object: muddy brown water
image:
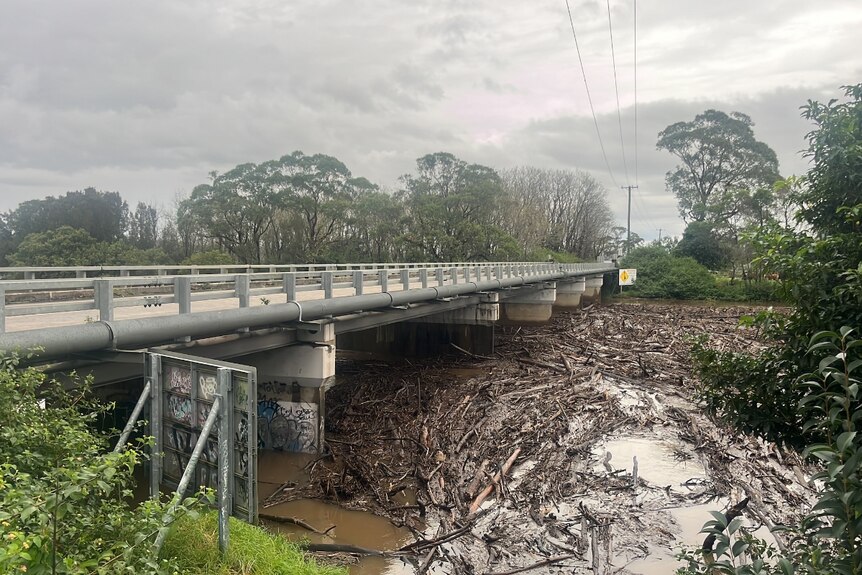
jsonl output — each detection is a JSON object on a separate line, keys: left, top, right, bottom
{"left": 258, "top": 450, "right": 417, "bottom": 575}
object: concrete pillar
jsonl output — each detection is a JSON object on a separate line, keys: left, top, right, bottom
{"left": 242, "top": 322, "right": 335, "bottom": 454}
{"left": 556, "top": 277, "right": 587, "bottom": 308}
{"left": 582, "top": 275, "right": 604, "bottom": 304}
{"left": 501, "top": 282, "right": 556, "bottom": 323}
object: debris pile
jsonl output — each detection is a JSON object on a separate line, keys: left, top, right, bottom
{"left": 264, "top": 302, "right": 814, "bottom": 574}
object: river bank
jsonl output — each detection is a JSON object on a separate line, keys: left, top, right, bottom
{"left": 261, "top": 301, "right": 815, "bottom": 574}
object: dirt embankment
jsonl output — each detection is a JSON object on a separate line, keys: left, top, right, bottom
{"left": 266, "top": 302, "right": 814, "bottom": 574}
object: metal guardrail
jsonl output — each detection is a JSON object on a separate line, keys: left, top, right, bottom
{"left": 0, "top": 262, "right": 611, "bottom": 334}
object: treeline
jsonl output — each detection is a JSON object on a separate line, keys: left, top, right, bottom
{"left": 0, "top": 152, "right": 617, "bottom": 267}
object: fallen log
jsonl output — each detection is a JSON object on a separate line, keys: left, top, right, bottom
{"left": 468, "top": 447, "right": 522, "bottom": 514}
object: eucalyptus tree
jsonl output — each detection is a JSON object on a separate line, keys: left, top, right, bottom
{"left": 399, "top": 153, "right": 518, "bottom": 261}
{"left": 181, "top": 163, "right": 281, "bottom": 264}
{"left": 657, "top": 110, "right": 780, "bottom": 224}
{"left": 262, "top": 152, "right": 378, "bottom": 262}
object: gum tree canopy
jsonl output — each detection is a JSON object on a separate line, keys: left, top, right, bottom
{"left": 657, "top": 110, "right": 780, "bottom": 223}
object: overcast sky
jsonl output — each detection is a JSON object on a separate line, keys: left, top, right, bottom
{"left": 1, "top": 1, "right": 859, "bottom": 241}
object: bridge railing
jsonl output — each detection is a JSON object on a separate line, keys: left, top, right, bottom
{"left": 0, "top": 262, "right": 612, "bottom": 333}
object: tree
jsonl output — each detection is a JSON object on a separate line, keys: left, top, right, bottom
{"left": 128, "top": 202, "right": 159, "bottom": 249}
{"left": 501, "top": 167, "right": 613, "bottom": 260}
{"left": 265, "top": 152, "right": 373, "bottom": 262}
{"left": 399, "top": 153, "right": 518, "bottom": 261}
{"left": 8, "top": 226, "right": 98, "bottom": 267}
{"left": 798, "top": 84, "right": 862, "bottom": 235}
{"left": 7, "top": 188, "right": 128, "bottom": 244}
{"left": 181, "top": 164, "right": 280, "bottom": 264}
{"left": 657, "top": 110, "right": 780, "bottom": 224}
{"left": 676, "top": 221, "right": 724, "bottom": 270}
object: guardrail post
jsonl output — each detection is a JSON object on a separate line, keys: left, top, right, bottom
{"left": 76, "top": 270, "right": 86, "bottom": 278}
{"left": 353, "top": 271, "right": 364, "bottom": 295}
{"left": 400, "top": 269, "right": 410, "bottom": 291}
{"left": 174, "top": 277, "right": 192, "bottom": 314}
{"left": 322, "top": 271, "right": 334, "bottom": 299}
{"left": 450, "top": 267, "right": 459, "bottom": 285}
{"left": 283, "top": 273, "right": 297, "bottom": 301}
{"left": 94, "top": 279, "right": 114, "bottom": 321}
{"left": 378, "top": 270, "right": 389, "bottom": 293}
{"left": 235, "top": 275, "right": 250, "bottom": 308}
{"left": 419, "top": 269, "right": 428, "bottom": 288}
{"left": 24, "top": 271, "right": 35, "bottom": 280}
{"left": 436, "top": 268, "right": 445, "bottom": 286}
{"left": 0, "top": 286, "right": 5, "bottom": 334}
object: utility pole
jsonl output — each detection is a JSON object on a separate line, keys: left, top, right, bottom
{"left": 657, "top": 228, "right": 663, "bottom": 242}
{"left": 621, "top": 185, "right": 638, "bottom": 254}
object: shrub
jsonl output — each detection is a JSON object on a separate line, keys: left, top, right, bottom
{"left": 621, "top": 246, "right": 718, "bottom": 299}
{"left": 0, "top": 357, "right": 195, "bottom": 574}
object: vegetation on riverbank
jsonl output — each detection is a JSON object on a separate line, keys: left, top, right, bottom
{"left": 163, "top": 513, "right": 344, "bottom": 575}
{"left": 683, "top": 84, "right": 862, "bottom": 573}
{"left": 0, "top": 359, "right": 341, "bottom": 575}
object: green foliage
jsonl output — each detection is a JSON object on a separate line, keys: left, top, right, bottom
{"left": 684, "top": 84, "right": 862, "bottom": 575}
{"left": 8, "top": 226, "right": 99, "bottom": 267}
{"left": 621, "top": 246, "right": 718, "bottom": 300}
{"left": 683, "top": 329, "right": 862, "bottom": 575}
{"left": 798, "top": 84, "right": 862, "bottom": 235}
{"left": 398, "top": 152, "right": 520, "bottom": 261}
{"left": 163, "top": 512, "right": 345, "bottom": 575}
{"left": 677, "top": 221, "right": 725, "bottom": 270}
{"left": 9, "top": 227, "right": 171, "bottom": 267}
{"left": 8, "top": 188, "right": 129, "bottom": 244}
{"left": 691, "top": 332, "right": 803, "bottom": 444}
{"left": 182, "top": 250, "right": 236, "bottom": 266}
{"left": 0, "top": 357, "right": 197, "bottom": 574}
{"left": 677, "top": 510, "right": 785, "bottom": 575}
{"left": 691, "top": 85, "right": 862, "bottom": 445}
{"left": 657, "top": 110, "right": 780, "bottom": 224}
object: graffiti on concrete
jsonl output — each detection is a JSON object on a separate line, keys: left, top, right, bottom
{"left": 167, "top": 394, "right": 193, "bottom": 425}
{"left": 167, "top": 365, "right": 192, "bottom": 394}
{"left": 257, "top": 398, "right": 318, "bottom": 453}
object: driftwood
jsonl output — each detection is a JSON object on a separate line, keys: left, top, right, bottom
{"left": 484, "top": 554, "right": 578, "bottom": 575}
{"left": 304, "top": 542, "right": 387, "bottom": 556}
{"left": 259, "top": 513, "right": 335, "bottom": 536}
{"left": 468, "top": 447, "right": 521, "bottom": 514}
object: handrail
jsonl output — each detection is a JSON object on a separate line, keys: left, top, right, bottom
{"left": 0, "top": 262, "right": 613, "bottom": 334}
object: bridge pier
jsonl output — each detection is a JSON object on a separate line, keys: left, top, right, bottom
{"left": 555, "top": 278, "right": 587, "bottom": 308}
{"left": 241, "top": 322, "right": 335, "bottom": 454}
{"left": 501, "top": 282, "right": 556, "bottom": 323}
{"left": 582, "top": 275, "right": 604, "bottom": 304}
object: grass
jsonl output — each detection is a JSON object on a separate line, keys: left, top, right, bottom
{"left": 162, "top": 512, "right": 346, "bottom": 575}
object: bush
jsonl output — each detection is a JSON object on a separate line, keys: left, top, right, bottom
{"left": 0, "top": 357, "right": 195, "bottom": 574}
{"left": 182, "top": 250, "right": 236, "bottom": 266}
{"left": 621, "top": 246, "right": 718, "bottom": 299}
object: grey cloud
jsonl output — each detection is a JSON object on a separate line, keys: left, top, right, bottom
{"left": 0, "top": 0, "right": 858, "bottom": 240}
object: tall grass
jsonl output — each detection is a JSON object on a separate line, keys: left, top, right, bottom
{"left": 162, "top": 512, "right": 346, "bottom": 575}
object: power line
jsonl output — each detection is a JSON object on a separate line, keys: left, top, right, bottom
{"left": 606, "top": 0, "right": 629, "bottom": 186}
{"left": 563, "top": 0, "right": 618, "bottom": 189}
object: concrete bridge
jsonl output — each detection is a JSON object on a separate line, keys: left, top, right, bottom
{"left": 0, "top": 261, "right": 615, "bottom": 527}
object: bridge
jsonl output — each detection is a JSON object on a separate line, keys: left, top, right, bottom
{"left": 0, "top": 261, "right": 615, "bottom": 532}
